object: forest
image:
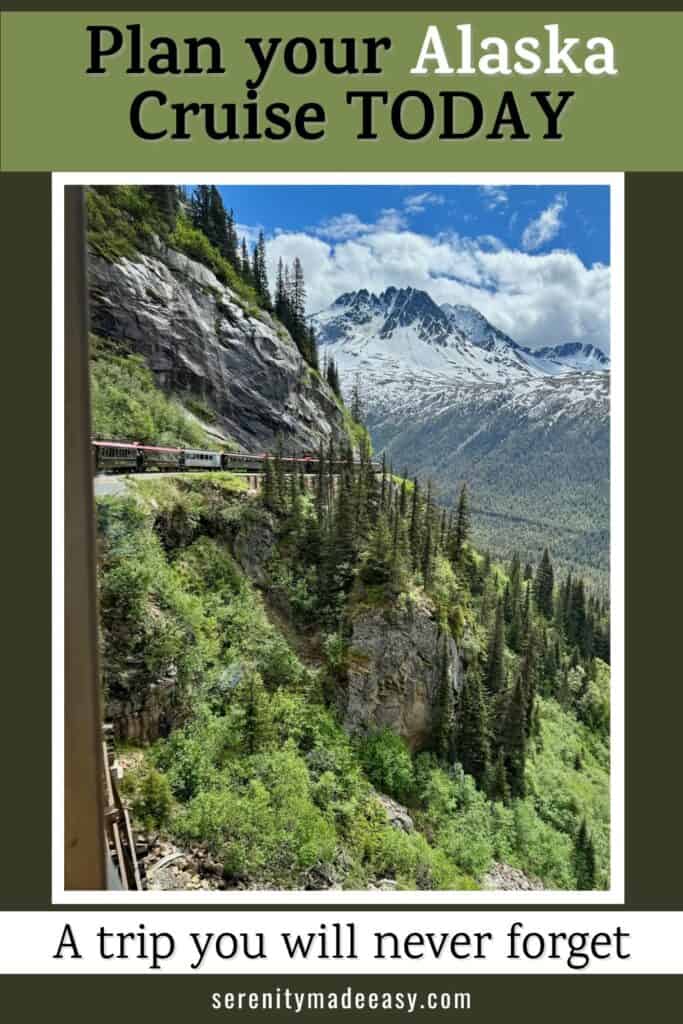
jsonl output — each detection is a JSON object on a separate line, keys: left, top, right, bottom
{"left": 90, "top": 184, "right": 611, "bottom": 891}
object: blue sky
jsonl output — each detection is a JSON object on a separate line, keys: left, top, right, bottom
{"left": 217, "top": 184, "right": 610, "bottom": 268}
{"left": 208, "top": 184, "right": 612, "bottom": 352}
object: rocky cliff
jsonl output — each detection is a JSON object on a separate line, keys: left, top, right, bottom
{"left": 88, "top": 239, "right": 348, "bottom": 451}
{"left": 340, "top": 597, "right": 462, "bottom": 752}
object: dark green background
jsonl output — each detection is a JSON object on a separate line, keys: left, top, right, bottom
{"left": 1, "top": 0, "right": 682, "bottom": 1016}
{"left": 2, "top": 169, "right": 682, "bottom": 910}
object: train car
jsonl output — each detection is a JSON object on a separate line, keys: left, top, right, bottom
{"left": 137, "top": 444, "right": 184, "bottom": 471}
{"left": 183, "top": 449, "right": 222, "bottom": 470}
{"left": 93, "top": 440, "right": 141, "bottom": 474}
{"left": 221, "top": 451, "right": 267, "bottom": 473}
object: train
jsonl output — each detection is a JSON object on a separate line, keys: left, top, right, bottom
{"left": 92, "top": 439, "right": 380, "bottom": 475}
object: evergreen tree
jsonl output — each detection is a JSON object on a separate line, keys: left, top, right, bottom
{"left": 362, "top": 511, "right": 393, "bottom": 586}
{"left": 573, "top": 819, "right": 596, "bottom": 890}
{"left": 224, "top": 207, "right": 239, "bottom": 266}
{"left": 501, "top": 675, "right": 527, "bottom": 798}
{"left": 240, "top": 237, "right": 252, "bottom": 284}
{"left": 205, "top": 185, "right": 228, "bottom": 251}
{"left": 421, "top": 515, "right": 433, "bottom": 590}
{"left": 252, "top": 230, "right": 272, "bottom": 309}
{"left": 450, "top": 483, "right": 470, "bottom": 564}
{"left": 144, "top": 185, "right": 179, "bottom": 230}
{"left": 326, "top": 357, "right": 341, "bottom": 397}
{"left": 190, "top": 185, "right": 211, "bottom": 234}
{"left": 534, "top": 547, "right": 555, "bottom": 619}
{"left": 274, "top": 258, "right": 287, "bottom": 320}
{"left": 236, "top": 666, "right": 272, "bottom": 756}
{"left": 485, "top": 601, "right": 506, "bottom": 694}
{"left": 456, "top": 665, "right": 490, "bottom": 783}
{"left": 350, "top": 372, "right": 365, "bottom": 423}
{"left": 434, "top": 635, "right": 455, "bottom": 760}
{"left": 307, "top": 322, "right": 319, "bottom": 371}
{"left": 491, "top": 748, "right": 510, "bottom": 804}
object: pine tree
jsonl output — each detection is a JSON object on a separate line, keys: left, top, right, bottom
{"left": 378, "top": 452, "right": 388, "bottom": 511}
{"left": 224, "top": 207, "right": 239, "bottom": 266}
{"left": 421, "top": 515, "right": 433, "bottom": 590}
{"left": 350, "top": 372, "right": 365, "bottom": 423}
{"left": 274, "top": 258, "right": 287, "bottom": 320}
{"left": 205, "top": 185, "right": 228, "bottom": 251}
{"left": 434, "top": 635, "right": 455, "bottom": 760}
{"left": 451, "top": 483, "right": 470, "bottom": 564}
{"left": 326, "top": 357, "right": 341, "bottom": 397}
{"left": 501, "top": 675, "right": 527, "bottom": 798}
{"left": 236, "top": 666, "right": 273, "bottom": 756}
{"left": 399, "top": 473, "right": 408, "bottom": 519}
{"left": 190, "top": 185, "right": 211, "bottom": 234}
{"left": 519, "top": 628, "right": 537, "bottom": 738}
{"left": 456, "top": 665, "right": 490, "bottom": 783}
{"left": 409, "top": 477, "right": 421, "bottom": 570}
{"left": 144, "top": 185, "right": 179, "bottom": 231}
{"left": 240, "top": 237, "right": 252, "bottom": 284}
{"left": 362, "top": 511, "right": 393, "bottom": 586}
{"left": 573, "top": 819, "right": 596, "bottom": 890}
{"left": 485, "top": 601, "right": 507, "bottom": 694}
{"left": 534, "top": 547, "right": 555, "bottom": 619}
{"left": 491, "top": 748, "right": 510, "bottom": 803}
{"left": 252, "top": 230, "right": 272, "bottom": 309}
{"left": 307, "top": 322, "right": 319, "bottom": 370}
{"left": 506, "top": 553, "right": 523, "bottom": 651}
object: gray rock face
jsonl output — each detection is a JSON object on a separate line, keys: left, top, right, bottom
{"left": 340, "top": 599, "right": 462, "bottom": 751}
{"left": 483, "top": 862, "right": 544, "bottom": 891}
{"left": 377, "top": 794, "right": 415, "bottom": 833}
{"left": 88, "top": 241, "right": 347, "bottom": 451}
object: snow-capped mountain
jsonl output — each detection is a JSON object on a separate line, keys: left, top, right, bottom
{"left": 312, "top": 287, "right": 610, "bottom": 582}
{"left": 314, "top": 288, "right": 609, "bottom": 387}
{"left": 314, "top": 287, "right": 552, "bottom": 387}
{"left": 527, "top": 342, "right": 610, "bottom": 372}
{"left": 441, "top": 302, "right": 520, "bottom": 352}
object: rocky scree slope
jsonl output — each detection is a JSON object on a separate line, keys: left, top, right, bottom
{"left": 89, "top": 238, "right": 348, "bottom": 451}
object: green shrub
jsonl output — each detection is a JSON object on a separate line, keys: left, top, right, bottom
{"left": 131, "top": 768, "right": 173, "bottom": 830}
{"left": 90, "top": 334, "right": 211, "bottom": 448}
{"left": 359, "top": 729, "right": 415, "bottom": 804}
{"left": 175, "top": 746, "right": 337, "bottom": 886}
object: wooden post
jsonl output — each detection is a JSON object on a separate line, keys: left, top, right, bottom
{"left": 64, "top": 185, "right": 107, "bottom": 889}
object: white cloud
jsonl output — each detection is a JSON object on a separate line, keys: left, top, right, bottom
{"left": 313, "top": 212, "right": 372, "bottom": 240}
{"left": 235, "top": 222, "right": 263, "bottom": 246}
{"left": 521, "top": 193, "right": 567, "bottom": 251}
{"left": 480, "top": 185, "right": 509, "bottom": 209}
{"left": 403, "top": 191, "right": 446, "bottom": 214}
{"left": 315, "top": 207, "right": 407, "bottom": 239}
{"left": 376, "top": 208, "right": 408, "bottom": 232}
{"left": 266, "top": 224, "right": 610, "bottom": 352}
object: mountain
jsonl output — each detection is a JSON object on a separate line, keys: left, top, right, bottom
{"left": 441, "top": 302, "right": 521, "bottom": 352}
{"left": 87, "top": 187, "right": 350, "bottom": 454}
{"left": 527, "top": 341, "right": 611, "bottom": 373}
{"left": 313, "top": 287, "right": 610, "bottom": 584}
{"left": 88, "top": 188, "right": 610, "bottom": 895}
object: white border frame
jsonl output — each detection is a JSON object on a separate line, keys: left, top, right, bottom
{"left": 52, "top": 171, "right": 625, "bottom": 905}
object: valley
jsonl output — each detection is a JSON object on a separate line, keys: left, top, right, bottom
{"left": 87, "top": 185, "right": 610, "bottom": 893}
{"left": 313, "top": 286, "right": 610, "bottom": 588}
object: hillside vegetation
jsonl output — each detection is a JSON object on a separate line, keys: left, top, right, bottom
{"left": 98, "top": 456, "right": 609, "bottom": 891}
{"left": 90, "top": 184, "right": 610, "bottom": 892}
